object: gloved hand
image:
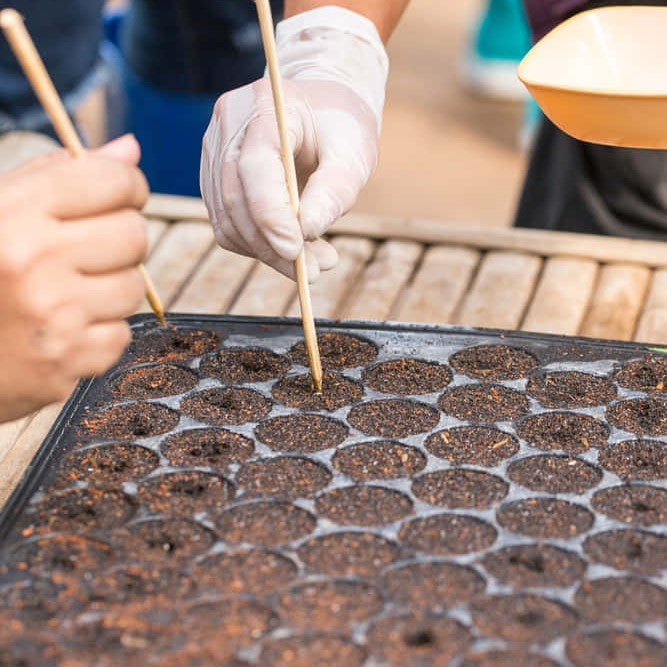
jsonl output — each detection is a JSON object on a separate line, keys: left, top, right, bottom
{"left": 201, "top": 7, "right": 389, "bottom": 281}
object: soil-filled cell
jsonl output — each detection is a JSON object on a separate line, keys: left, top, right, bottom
{"left": 613, "top": 356, "right": 667, "bottom": 393}
{"left": 591, "top": 484, "right": 666, "bottom": 526}
{"left": 398, "top": 514, "right": 497, "bottom": 556}
{"left": 583, "top": 529, "right": 667, "bottom": 575}
{"left": 109, "top": 364, "right": 199, "bottom": 400}
{"left": 161, "top": 428, "right": 254, "bottom": 469}
{"left": 348, "top": 399, "right": 440, "bottom": 437}
{"left": 126, "top": 328, "right": 220, "bottom": 365}
{"left": 566, "top": 630, "right": 665, "bottom": 667}
{"left": 289, "top": 332, "right": 378, "bottom": 369}
{"left": 526, "top": 371, "right": 617, "bottom": 408}
{"left": 237, "top": 456, "right": 332, "bottom": 500}
{"left": 137, "top": 471, "right": 235, "bottom": 516}
{"left": 449, "top": 345, "right": 538, "bottom": 380}
{"left": 255, "top": 414, "right": 348, "bottom": 453}
{"left": 199, "top": 347, "right": 290, "bottom": 384}
{"left": 272, "top": 371, "right": 363, "bottom": 411}
{"left": 598, "top": 439, "right": 666, "bottom": 481}
{"left": 260, "top": 636, "right": 367, "bottom": 667}
{"left": 315, "top": 485, "right": 413, "bottom": 526}
{"left": 332, "top": 440, "right": 426, "bottom": 481}
{"left": 497, "top": 498, "right": 593, "bottom": 539}
{"left": 412, "top": 469, "right": 508, "bottom": 509}
{"left": 79, "top": 402, "right": 179, "bottom": 442}
{"left": 0, "top": 575, "right": 84, "bottom": 622}
{"left": 574, "top": 577, "right": 667, "bottom": 624}
{"left": 607, "top": 398, "right": 667, "bottom": 437}
{"left": 380, "top": 560, "right": 486, "bottom": 611}
{"left": 362, "top": 358, "right": 452, "bottom": 395}
{"left": 470, "top": 593, "right": 578, "bottom": 644}
{"left": 217, "top": 501, "right": 316, "bottom": 547}
{"left": 438, "top": 384, "right": 529, "bottom": 423}
{"left": 181, "top": 387, "right": 272, "bottom": 426}
{"left": 507, "top": 455, "right": 602, "bottom": 494}
{"left": 425, "top": 426, "right": 519, "bottom": 466}
{"left": 367, "top": 614, "right": 472, "bottom": 667}
{"left": 517, "top": 411, "right": 609, "bottom": 454}
{"left": 297, "top": 531, "right": 401, "bottom": 577}
{"left": 461, "top": 650, "right": 561, "bottom": 667}
{"left": 480, "top": 544, "right": 586, "bottom": 589}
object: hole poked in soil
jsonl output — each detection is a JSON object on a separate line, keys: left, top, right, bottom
{"left": 598, "top": 439, "right": 666, "bottom": 481}
{"left": 516, "top": 411, "right": 609, "bottom": 454}
{"left": 362, "top": 358, "right": 452, "bottom": 395}
{"left": 260, "top": 635, "right": 367, "bottom": 667}
{"left": 367, "top": 614, "right": 472, "bottom": 667}
{"left": 591, "top": 484, "right": 666, "bottom": 526}
{"left": 480, "top": 544, "right": 586, "bottom": 589}
{"left": 526, "top": 371, "right": 617, "bottom": 408}
{"left": 398, "top": 514, "right": 497, "bottom": 556}
{"left": 109, "top": 364, "right": 199, "bottom": 400}
{"left": 199, "top": 346, "right": 291, "bottom": 384}
{"left": 425, "top": 426, "right": 519, "bottom": 466}
{"left": 461, "top": 650, "right": 561, "bottom": 667}
{"left": 566, "top": 630, "right": 665, "bottom": 667}
{"left": 380, "top": 560, "right": 486, "bottom": 610}
{"left": 332, "top": 440, "right": 427, "bottom": 481}
{"left": 449, "top": 344, "right": 539, "bottom": 380}
{"left": 180, "top": 387, "right": 272, "bottom": 426}
{"left": 606, "top": 398, "right": 667, "bottom": 436}
{"left": 289, "top": 332, "right": 378, "bottom": 370}
{"left": 583, "top": 529, "right": 667, "bottom": 575}
{"left": 574, "top": 577, "right": 667, "bottom": 625}
{"left": 216, "top": 501, "right": 316, "bottom": 547}
{"left": 161, "top": 427, "right": 254, "bottom": 469}
{"left": 613, "top": 355, "right": 667, "bottom": 393}
{"left": 137, "top": 471, "right": 235, "bottom": 516}
{"left": 470, "top": 593, "right": 578, "bottom": 645}
{"left": 191, "top": 549, "right": 298, "bottom": 597}
{"left": 126, "top": 328, "right": 220, "bottom": 365}
{"left": 315, "top": 485, "right": 414, "bottom": 526}
{"left": 347, "top": 399, "right": 440, "bottom": 437}
{"left": 497, "top": 498, "right": 593, "bottom": 539}
{"left": 437, "top": 384, "right": 529, "bottom": 423}
{"left": 237, "top": 456, "right": 331, "bottom": 500}
{"left": 297, "top": 531, "right": 401, "bottom": 577}
{"left": 272, "top": 371, "right": 363, "bottom": 411}
{"left": 255, "top": 414, "right": 348, "bottom": 453}
{"left": 79, "top": 402, "right": 180, "bottom": 442}
{"left": 277, "top": 580, "right": 384, "bottom": 632}
{"left": 507, "top": 455, "right": 603, "bottom": 495}
{"left": 412, "top": 469, "right": 508, "bottom": 509}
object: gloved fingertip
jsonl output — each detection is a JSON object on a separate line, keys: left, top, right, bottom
{"left": 299, "top": 196, "right": 338, "bottom": 241}
{"left": 317, "top": 243, "right": 339, "bottom": 272}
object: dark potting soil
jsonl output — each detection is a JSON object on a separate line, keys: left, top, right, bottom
{"left": 516, "top": 411, "right": 609, "bottom": 454}
{"left": 260, "top": 636, "right": 367, "bottom": 667}
{"left": 362, "top": 358, "right": 452, "bottom": 395}
{"left": 199, "top": 347, "right": 291, "bottom": 384}
{"left": 255, "top": 414, "right": 348, "bottom": 453}
{"left": 461, "top": 650, "right": 561, "bottom": 667}
{"left": 161, "top": 428, "right": 254, "bottom": 469}
{"left": 347, "top": 399, "right": 440, "bottom": 437}
{"left": 507, "top": 455, "right": 602, "bottom": 494}
{"left": 480, "top": 544, "right": 586, "bottom": 589}
{"left": 155, "top": 652, "right": 251, "bottom": 667}
{"left": 497, "top": 498, "right": 594, "bottom": 538}
{"left": 613, "top": 355, "right": 667, "bottom": 393}
{"left": 0, "top": 574, "right": 84, "bottom": 622}
{"left": 314, "top": 485, "right": 414, "bottom": 526}
{"left": 289, "top": 332, "right": 378, "bottom": 369}
{"left": 597, "top": 439, "right": 666, "bottom": 480}
{"left": 331, "top": 440, "right": 427, "bottom": 481}
{"left": 236, "top": 456, "right": 331, "bottom": 500}
{"left": 412, "top": 469, "right": 508, "bottom": 509}
{"left": 425, "top": 426, "right": 519, "bottom": 465}
{"left": 526, "top": 371, "right": 617, "bottom": 408}
{"left": 449, "top": 344, "right": 538, "bottom": 380}
{"left": 125, "top": 328, "right": 220, "bottom": 365}
{"left": 437, "top": 384, "right": 529, "bottom": 423}
{"left": 574, "top": 576, "right": 667, "bottom": 625}
{"left": 606, "top": 397, "right": 667, "bottom": 436}
{"left": 582, "top": 529, "right": 667, "bottom": 575}
{"left": 591, "top": 485, "right": 666, "bottom": 526}
{"left": 271, "top": 371, "right": 363, "bottom": 411}
{"left": 180, "top": 387, "right": 272, "bottom": 426}
{"left": 79, "top": 402, "right": 180, "bottom": 441}
{"left": 109, "top": 364, "right": 198, "bottom": 400}
{"left": 565, "top": 630, "right": 665, "bottom": 667}
{"left": 380, "top": 561, "right": 486, "bottom": 611}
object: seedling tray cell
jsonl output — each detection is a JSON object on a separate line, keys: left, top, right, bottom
{"left": 0, "top": 314, "right": 665, "bottom": 667}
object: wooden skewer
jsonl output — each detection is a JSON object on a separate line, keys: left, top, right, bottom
{"left": 0, "top": 8, "right": 168, "bottom": 328}
{"left": 255, "top": 0, "right": 323, "bottom": 394}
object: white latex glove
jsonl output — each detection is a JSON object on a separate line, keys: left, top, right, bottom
{"left": 201, "top": 7, "right": 389, "bottom": 281}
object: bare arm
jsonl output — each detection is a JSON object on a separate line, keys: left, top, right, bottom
{"left": 283, "top": 0, "right": 411, "bottom": 42}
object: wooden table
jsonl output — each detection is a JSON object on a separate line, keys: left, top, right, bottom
{"left": 1, "top": 193, "right": 666, "bottom": 506}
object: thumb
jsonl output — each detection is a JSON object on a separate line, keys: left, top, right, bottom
{"left": 94, "top": 134, "right": 141, "bottom": 165}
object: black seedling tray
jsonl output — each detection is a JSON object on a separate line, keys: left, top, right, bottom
{"left": 0, "top": 314, "right": 664, "bottom": 667}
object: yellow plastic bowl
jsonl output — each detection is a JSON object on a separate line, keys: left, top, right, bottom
{"left": 518, "top": 6, "right": 667, "bottom": 149}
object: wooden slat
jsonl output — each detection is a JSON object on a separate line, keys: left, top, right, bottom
{"left": 456, "top": 251, "right": 542, "bottom": 329}
{"left": 633, "top": 269, "right": 667, "bottom": 345}
{"left": 521, "top": 257, "right": 598, "bottom": 336}
{"left": 341, "top": 240, "right": 422, "bottom": 321}
{"left": 145, "top": 218, "right": 169, "bottom": 255}
{"left": 394, "top": 245, "right": 481, "bottom": 324}
{"left": 0, "top": 416, "right": 32, "bottom": 465}
{"left": 143, "top": 194, "right": 209, "bottom": 223}
{"left": 229, "top": 262, "right": 296, "bottom": 316}
{"left": 170, "top": 247, "right": 256, "bottom": 314}
{"left": 285, "top": 236, "right": 376, "bottom": 319}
